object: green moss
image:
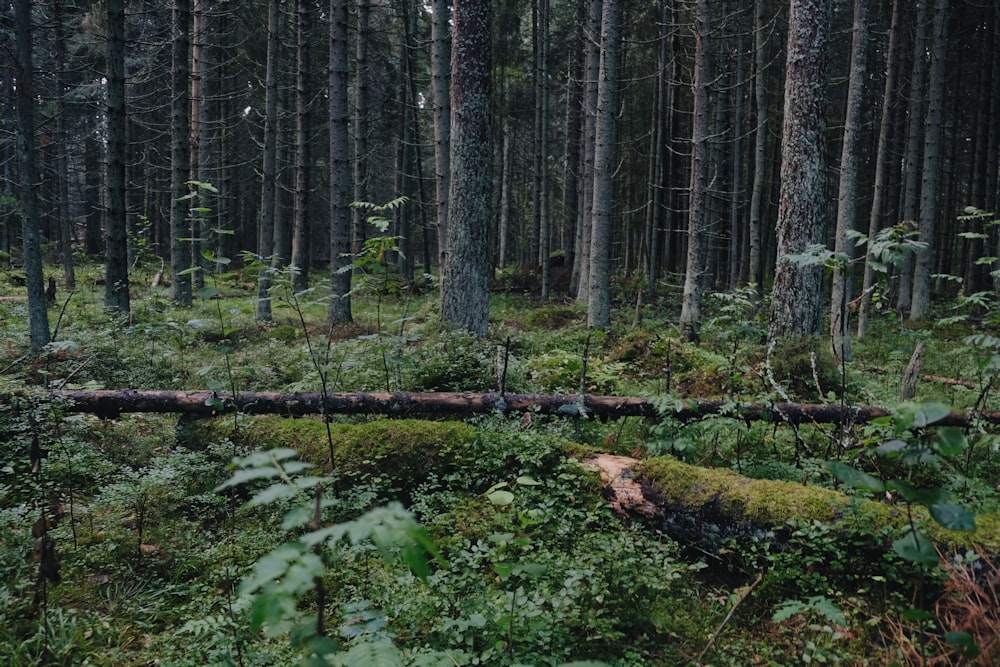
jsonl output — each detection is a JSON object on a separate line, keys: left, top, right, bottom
{"left": 637, "top": 457, "right": 845, "bottom": 525}
{"left": 637, "top": 456, "right": 1000, "bottom": 552}
{"left": 180, "top": 416, "right": 476, "bottom": 488}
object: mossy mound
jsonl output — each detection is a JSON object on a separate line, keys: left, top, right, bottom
{"left": 181, "top": 416, "right": 476, "bottom": 491}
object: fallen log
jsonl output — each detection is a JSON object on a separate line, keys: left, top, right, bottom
{"left": 23, "top": 389, "right": 1000, "bottom": 426}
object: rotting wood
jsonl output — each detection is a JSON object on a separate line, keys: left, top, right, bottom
{"left": 20, "top": 389, "right": 1000, "bottom": 426}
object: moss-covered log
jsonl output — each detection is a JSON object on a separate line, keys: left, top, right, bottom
{"left": 37, "top": 389, "right": 1000, "bottom": 426}
{"left": 631, "top": 456, "right": 1000, "bottom": 552}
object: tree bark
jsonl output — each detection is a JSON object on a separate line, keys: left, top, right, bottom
{"left": 857, "top": 0, "right": 902, "bottom": 341}
{"left": 52, "top": 0, "right": 75, "bottom": 291}
{"left": 679, "top": 0, "right": 712, "bottom": 342}
{"left": 431, "top": 0, "right": 451, "bottom": 279}
{"left": 290, "top": 0, "right": 312, "bottom": 293}
{"left": 586, "top": 0, "right": 621, "bottom": 330}
{"left": 328, "top": 0, "right": 352, "bottom": 324}
{"left": 440, "top": 0, "right": 492, "bottom": 337}
{"left": 896, "top": 0, "right": 930, "bottom": 315}
{"left": 767, "top": 0, "right": 831, "bottom": 341}
{"left": 256, "top": 0, "right": 281, "bottom": 322}
{"left": 104, "top": 0, "right": 131, "bottom": 314}
{"left": 747, "top": 0, "right": 770, "bottom": 289}
{"left": 170, "top": 0, "right": 193, "bottom": 306}
{"left": 829, "top": 0, "right": 869, "bottom": 362}
{"left": 573, "top": 0, "right": 602, "bottom": 302}
{"left": 909, "top": 0, "right": 950, "bottom": 320}
{"left": 12, "top": 0, "right": 51, "bottom": 352}
{"left": 35, "top": 389, "right": 1000, "bottom": 428}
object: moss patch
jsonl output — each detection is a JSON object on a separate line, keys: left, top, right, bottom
{"left": 636, "top": 456, "right": 1000, "bottom": 552}
{"left": 181, "top": 416, "right": 476, "bottom": 490}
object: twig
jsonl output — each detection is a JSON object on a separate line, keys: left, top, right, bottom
{"left": 696, "top": 572, "right": 764, "bottom": 665}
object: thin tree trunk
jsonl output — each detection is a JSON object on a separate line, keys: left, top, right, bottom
{"left": 104, "top": 0, "right": 130, "bottom": 314}
{"left": 353, "top": 0, "right": 371, "bottom": 256}
{"left": 680, "top": 0, "right": 712, "bottom": 342}
{"left": 256, "top": 0, "right": 280, "bottom": 322}
{"left": 13, "top": 0, "right": 51, "bottom": 351}
{"left": 767, "top": 0, "right": 832, "bottom": 341}
{"left": 574, "top": 0, "right": 603, "bottom": 303}
{"left": 52, "top": 1, "right": 75, "bottom": 291}
{"left": 587, "top": 0, "right": 622, "bottom": 329}
{"left": 858, "top": 0, "right": 902, "bottom": 341}
{"left": 170, "top": 0, "right": 193, "bottom": 306}
{"left": 909, "top": 0, "right": 950, "bottom": 320}
{"left": 538, "top": 0, "right": 551, "bottom": 300}
{"left": 291, "top": 0, "right": 312, "bottom": 293}
{"left": 328, "top": 0, "right": 352, "bottom": 324}
{"left": 896, "top": 0, "right": 930, "bottom": 315}
{"left": 747, "top": 0, "right": 769, "bottom": 289}
{"left": 431, "top": 0, "right": 451, "bottom": 279}
{"left": 830, "top": 0, "right": 869, "bottom": 362}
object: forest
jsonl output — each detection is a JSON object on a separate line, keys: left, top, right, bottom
{"left": 2, "top": 0, "right": 1000, "bottom": 664}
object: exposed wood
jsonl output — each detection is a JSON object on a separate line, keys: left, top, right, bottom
{"left": 900, "top": 341, "right": 925, "bottom": 400}
{"left": 29, "top": 389, "right": 1000, "bottom": 426}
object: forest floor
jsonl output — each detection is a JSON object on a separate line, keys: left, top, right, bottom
{"left": 1, "top": 262, "right": 999, "bottom": 666}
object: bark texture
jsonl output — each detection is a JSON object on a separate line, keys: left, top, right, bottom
{"left": 104, "top": 0, "right": 130, "bottom": 314}
{"left": 328, "top": 0, "right": 352, "bottom": 324}
{"left": 441, "top": 0, "right": 492, "bottom": 336}
{"left": 35, "top": 390, "right": 1000, "bottom": 428}
{"left": 767, "top": 0, "right": 831, "bottom": 340}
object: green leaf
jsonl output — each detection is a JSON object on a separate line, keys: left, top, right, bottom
{"left": 332, "top": 640, "right": 404, "bottom": 667}
{"left": 214, "top": 466, "right": 281, "bottom": 492}
{"left": 875, "top": 439, "right": 907, "bottom": 457}
{"left": 934, "top": 427, "right": 966, "bottom": 456}
{"left": 886, "top": 480, "right": 945, "bottom": 505}
{"left": 928, "top": 503, "right": 976, "bottom": 531}
{"left": 246, "top": 482, "right": 298, "bottom": 507}
{"left": 944, "top": 631, "right": 980, "bottom": 659}
{"left": 197, "top": 286, "right": 223, "bottom": 300}
{"left": 487, "top": 489, "right": 515, "bottom": 506}
{"left": 492, "top": 562, "right": 515, "bottom": 579}
{"left": 824, "top": 461, "right": 885, "bottom": 493}
{"left": 515, "top": 475, "right": 543, "bottom": 486}
{"left": 892, "top": 530, "right": 939, "bottom": 564}
{"left": 914, "top": 403, "right": 953, "bottom": 428}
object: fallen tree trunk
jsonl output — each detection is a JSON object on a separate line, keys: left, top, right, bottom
{"left": 24, "top": 389, "right": 1000, "bottom": 426}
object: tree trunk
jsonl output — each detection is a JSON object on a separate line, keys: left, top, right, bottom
{"left": 896, "top": 0, "right": 930, "bottom": 315}
{"left": 431, "top": 0, "right": 451, "bottom": 279}
{"left": 440, "top": 0, "right": 492, "bottom": 337}
{"left": 353, "top": 0, "right": 371, "bottom": 256}
{"left": 909, "top": 0, "right": 950, "bottom": 321}
{"left": 328, "top": 0, "right": 352, "bottom": 324}
{"left": 36, "top": 389, "right": 1000, "bottom": 428}
{"left": 767, "top": 0, "right": 832, "bottom": 341}
{"left": 586, "top": 0, "right": 621, "bottom": 329}
{"left": 256, "top": 0, "right": 281, "bottom": 322}
{"left": 857, "top": 0, "right": 902, "bottom": 341}
{"left": 573, "top": 0, "right": 602, "bottom": 303}
{"left": 830, "top": 0, "right": 869, "bottom": 362}
{"left": 104, "top": 0, "right": 130, "bottom": 315}
{"left": 538, "top": 0, "right": 551, "bottom": 301}
{"left": 679, "top": 0, "right": 712, "bottom": 342}
{"left": 12, "top": 0, "right": 51, "bottom": 352}
{"left": 747, "top": 0, "right": 770, "bottom": 289}
{"left": 52, "top": 0, "right": 75, "bottom": 291}
{"left": 170, "top": 0, "right": 193, "bottom": 306}
{"left": 290, "top": 0, "right": 312, "bottom": 293}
